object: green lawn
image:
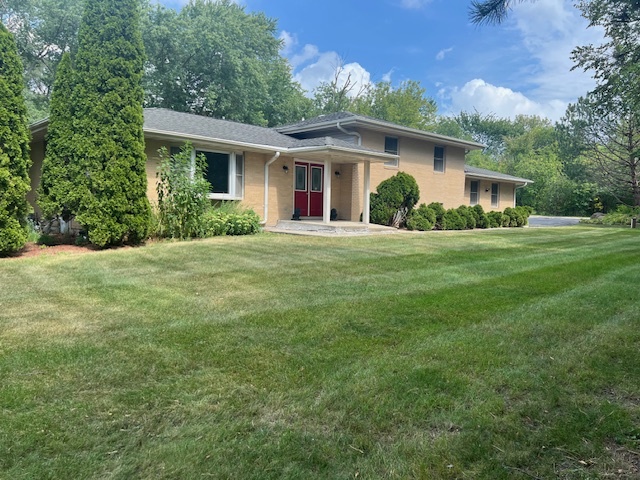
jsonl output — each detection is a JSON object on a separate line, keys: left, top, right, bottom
{"left": 1, "top": 227, "right": 639, "bottom": 479}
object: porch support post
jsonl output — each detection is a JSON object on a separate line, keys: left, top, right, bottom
{"left": 363, "top": 160, "right": 371, "bottom": 224}
{"left": 323, "top": 159, "right": 332, "bottom": 224}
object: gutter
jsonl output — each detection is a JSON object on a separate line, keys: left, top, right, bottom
{"left": 336, "top": 121, "right": 362, "bottom": 146}
{"left": 514, "top": 182, "right": 529, "bottom": 208}
{"left": 262, "top": 151, "right": 281, "bottom": 226}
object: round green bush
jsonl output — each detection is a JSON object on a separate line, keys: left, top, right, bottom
{"left": 487, "top": 211, "right": 503, "bottom": 228}
{"left": 457, "top": 205, "right": 476, "bottom": 229}
{"left": 370, "top": 172, "right": 420, "bottom": 226}
{"left": 441, "top": 209, "right": 466, "bottom": 230}
{"left": 406, "top": 204, "right": 436, "bottom": 231}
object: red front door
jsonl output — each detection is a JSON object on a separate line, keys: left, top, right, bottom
{"left": 294, "top": 162, "right": 323, "bottom": 217}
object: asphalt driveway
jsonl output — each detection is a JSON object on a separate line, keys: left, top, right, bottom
{"left": 528, "top": 215, "right": 585, "bottom": 227}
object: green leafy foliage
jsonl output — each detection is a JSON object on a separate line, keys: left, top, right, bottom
{"left": 38, "top": 52, "right": 77, "bottom": 223}
{"left": 203, "top": 208, "right": 261, "bottom": 236}
{"left": 426, "top": 202, "right": 446, "bottom": 229}
{"left": 441, "top": 209, "right": 466, "bottom": 230}
{"left": 406, "top": 204, "right": 436, "bottom": 231}
{"left": 156, "top": 144, "right": 212, "bottom": 239}
{"left": 582, "top": 205, "right": 640, "bottom": 225}
{"left": 370, "top": 172, "right": 420, "bottom": 226}
{"left": 456, "top": 205, "right": 476, "bottom": 229}
{"left": 472, "top": 204, "right": 489, "bottom": 229}
{"left": 0, "top": 24, "right": 31, "bottom": 255}
{"left": 71, "top": 0, "right": 152, "bottom": 247}
{"left": 142, "top": 0, "right": 311, "bottom": 127}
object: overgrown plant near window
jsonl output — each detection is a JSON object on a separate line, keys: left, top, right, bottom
{"left": 156, "top": 144, "right": 211, "bottom": 239}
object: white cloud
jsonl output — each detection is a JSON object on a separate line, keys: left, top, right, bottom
{"left": 293, "top": 50, "right": 371, "bottom": 97}
{"left": 440, "top": 78, "right": 567, "bottom": 120}
{"left": 290, "top": 44, "right": 320, "bottom": 69}
{"left": 441, "top": 0, "right": 604, "bottom": 121}
{"left": 382, "top": 68, "right": 395, "bottom": 83}
{"left": 436, "top": 47, "right": 453, "bottom": 61}
{"left": 278, "top": 30, "right": 296, "bottom": 56}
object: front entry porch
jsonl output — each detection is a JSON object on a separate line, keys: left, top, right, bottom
{"left": 270, "top": 219, "right": 398, "bottom": 235}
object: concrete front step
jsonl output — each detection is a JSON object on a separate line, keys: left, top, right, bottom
{"left": 272, "top": 220, "right": 397, "bottom": 235}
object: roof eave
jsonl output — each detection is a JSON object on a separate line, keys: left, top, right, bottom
{"left": 278, "top": 117, "right": 485, "bottom": 151}
{"left": 144, "top": 128, "right": 286, "bottom": 154}
{"left": 465, "top": 172, "right": 534, "bottom": 184}
{"left": 287, "top": 144, "right": 396, "bottom": 162}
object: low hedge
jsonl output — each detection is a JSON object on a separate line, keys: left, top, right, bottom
{"left": 406, "top": 204, "right": 531, "bottom": 231}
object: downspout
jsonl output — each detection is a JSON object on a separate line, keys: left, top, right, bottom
{"left": 337, "top": 122, "right": 361, "bottom": 146}
{"left": 514, "top": 182, "right": 528, "bottom": 207}
{"left": 261, "top": 151, "right": 281, "bottom": 226}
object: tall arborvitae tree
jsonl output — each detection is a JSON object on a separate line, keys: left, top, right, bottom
{"left": 71, "top": 0, "right": 151, "bottom": 246}
{"left": 0, "top": 23, "right": 32, "bottom": 255}
{"left": 38, "top": 52, "right": 78, "bottom": 227}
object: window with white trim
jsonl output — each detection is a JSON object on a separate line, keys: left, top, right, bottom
{"left": 491, "top": 183, "right": 499, "bottom": 208}
{"left": 384, "top": 136, "right": 399, "bottom": 168}
{"left": 470, "top": 180, "right": 479, "bottom": 205}
{"left": 171, "top": 146, "right": 244, "bottom": 200}
{"left": 434, "top": 145, "right": 445, "bottom": 172}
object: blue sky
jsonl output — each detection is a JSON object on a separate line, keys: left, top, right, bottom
{"left": 160, "top": 0, "right": 604, "bottom": 121}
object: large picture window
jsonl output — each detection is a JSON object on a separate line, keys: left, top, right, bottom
{"left": 171, "top": 146, "right": 244, "bottom": 200}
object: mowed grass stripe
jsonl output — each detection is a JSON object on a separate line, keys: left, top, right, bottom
{"left": 1, "top": 227, "right": 639, "bottom": 478}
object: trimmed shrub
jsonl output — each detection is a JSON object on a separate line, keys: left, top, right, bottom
{"left": 202, "top": 208, "right": 261, "bottom": 236}
{"left": 0, "top": 24, "right": 32, "bottom": 255}
{"left": 504, "top": 207, "right": 530, "bottom": 227}
{"left": 441, "top": 209, "right": 466, "bottom": 230}
{"left": 472, "top": 204, "right": 489, "bottom": 229}
{"left": 457, "top": 205, "right": 476, "bottom": 229}
{"left": 370, "top": 172, "right": 420, "bottom": 227}
{"left": 406, "top": 204, "right": 436, "bottom": 231}
{"left": 487, "top": 211, "right": 504, "bottom": 228}
{"left": 582, "top": 205, "right": 640, "bottom": 226}
{"left": 427, "top": 202, "right": 446, "bottom": 229}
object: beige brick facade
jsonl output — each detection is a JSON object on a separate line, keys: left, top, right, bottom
{"left": 28, "top": 116, "right": 527, "bottom": 226}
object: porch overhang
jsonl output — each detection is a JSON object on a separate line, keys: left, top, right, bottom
{"left": 287, "top": 145, "right": 396, "bottom": 164}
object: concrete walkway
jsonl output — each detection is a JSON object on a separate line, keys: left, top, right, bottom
{"left": 528, "top": 215, "right": 585, "bottom": 227}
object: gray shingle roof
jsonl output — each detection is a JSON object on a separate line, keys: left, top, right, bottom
{"left": 143, "top": 108, "right": 388, "bottom": 156}
{"left": 276, "top": 111, "right": 485, "bottom": 150}
{"left": 143, "top": 108, "right": 301, "bottom": 149}
{"left": 464, "top": 165, "right": 533, "bottom": 184}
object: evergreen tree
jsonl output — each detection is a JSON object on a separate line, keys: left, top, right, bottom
{"left": 72, "top": 0, "right": 152, "bottom": 246}
{"left": 0, "top": 23, "right": 31, "bottom": 255}
{"left": 38, "top": 52, "right": 78, "bottom": 225}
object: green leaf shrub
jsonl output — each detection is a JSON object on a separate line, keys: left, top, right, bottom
{"left": 582, "top": 205, "right": 640, "bottom": 226}
{"left": 70, "top": 0, "right": 152, "bottom": 246}
{"left": 441, "top": 209, "right": 466, "bottom": 230}
{"left": 0, "top": 24, "right": 32, "bottom": 255}
{"left": 487, "top": 211, "right": 504, "bottom": 228}
{"left": 156, "top": 144, "right": 211, "bottom": 239}
{"left": 203, "top": 210, "right": 261, "bottom": 236}
{"left": 38, "top": 52, "right": 77, "bottom": 224}
{"left": 457, "top": 205, "right": 476, "bottom": 229}
{"left": 427, "top": 202, "right": 446, "bottom": 229}
{"left": 406, "top": 204, "right": 436, "bottom": 231}
{"left": 503, "top": 206, "right": 531, "bottom": 227}
{"left": 370, "top": 172, "right": 420, "bottom": 226}
{"left": 472, "top": 204, "right": 489, "bottom": 229}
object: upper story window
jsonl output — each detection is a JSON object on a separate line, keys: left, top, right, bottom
{"left": 384, "top": 136, "right": 399, "bottom": 168}
{"left": 434, "top": 145, "right": 445, "bottom": 172}
{"left": 171, "top": 146, "right": 244, "bottom": 200}
{"left": 470, "top": 180, "right": 479, "bottom": 205}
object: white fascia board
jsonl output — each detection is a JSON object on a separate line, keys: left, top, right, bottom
{"left": 287, "top": 144, "right": 396, "bottom": 162}
{"left": 144, "top": 128, "right": 285, "bottom": 154}
{"left": 465, "top": 172, "right": 533, "bottom": 184}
